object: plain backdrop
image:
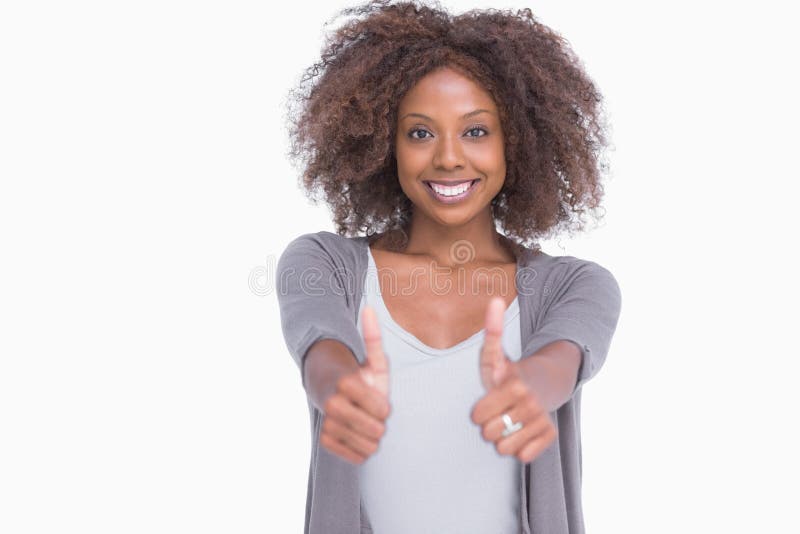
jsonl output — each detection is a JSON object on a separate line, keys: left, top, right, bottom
{"left": 1, "top": 0, "right": 798, "bottom": 532}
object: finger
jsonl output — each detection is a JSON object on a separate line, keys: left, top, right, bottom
{"left": 480, "top": 297, "right": 508, "bottom": 389}
{"left": 493, "top": 412, "right": 553, "bottom": 457}
{"left": 479, "top": 397, "right": 542, "bottom": 443}
{"left": 340, "top": 372, "right": 391, "bottom": 421}
{"left": 361, "top": 305, "right": 389, "bottom": 397}
{"left": 471, "top": 376, "right": 528, "bottom": 426}
{"left": 322, "top": 416, "right": 381, "bottom": 458}
{"left": 516, "top": 425, "right": 558, "bottom": 464}
{"left": 335, "top": 376, "right": 390, "bottom": 430}
{"left": 320, "top": 431, "right": 366, "bottom": 465}
{"left": 324, "top": 392, "right": 386, "bottom": 442}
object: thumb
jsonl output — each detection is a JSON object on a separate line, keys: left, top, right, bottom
{"left": 480, "top": 296, "right": 510, "bottom": 390}
{"left": 360, "top": 305, "right": 389, "bottom": 397}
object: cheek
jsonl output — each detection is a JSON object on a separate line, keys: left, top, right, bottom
{"left": 395, "top": 142, "right": 428, "bottom": 177}
{"left": 471, "top": 142, "right": 506, "bottom": 174}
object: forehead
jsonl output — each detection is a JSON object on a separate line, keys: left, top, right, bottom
{"left": 398, "top": 67, "right": 497, "bottom": 116}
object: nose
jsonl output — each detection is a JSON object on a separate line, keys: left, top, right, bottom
{"left": 432, "top": 134, "right": 465, "bottom": 170}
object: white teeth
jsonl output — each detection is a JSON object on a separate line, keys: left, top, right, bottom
{"left": 430, "top": 181, "right": 472, "bottom": 196}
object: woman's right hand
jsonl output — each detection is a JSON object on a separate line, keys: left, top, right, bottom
{"left": 320, "top": 305, "right": 391, "bottom": 465}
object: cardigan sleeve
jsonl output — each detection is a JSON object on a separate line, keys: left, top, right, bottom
{"left": 520, "top": 259, "right": 622, "bottom": 396}
{"left": 275, "top": 233, "right": 365, "bottom": 390}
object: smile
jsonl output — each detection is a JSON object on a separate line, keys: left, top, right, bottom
{"left": 423, "top": 179, "right": 479, "bottom": 204}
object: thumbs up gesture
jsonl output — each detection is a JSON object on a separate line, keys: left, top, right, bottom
{"left": 470, "top": 297, "right": 557, "bottom": 464}
{"left": 320, "top": 305, "right": 391, "bottom": 465}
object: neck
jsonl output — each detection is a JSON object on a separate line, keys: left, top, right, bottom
{"left": 400, "top": 207, "right": 515, "bottom": 267}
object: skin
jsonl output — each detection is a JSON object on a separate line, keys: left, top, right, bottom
{"left": 317, "top": 66, "right": 580, "bottom": 465}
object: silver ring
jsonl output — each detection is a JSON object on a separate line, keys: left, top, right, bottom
{"left": 501, "top": 413, "right": 523, "bottom": 437}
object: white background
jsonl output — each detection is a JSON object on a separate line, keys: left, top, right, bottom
{"left": 1, "top": 1, "right": 798, "bottom": 532}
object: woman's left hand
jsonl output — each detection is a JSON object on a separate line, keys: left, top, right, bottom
{"left": 470, "top": 297, "right": 557, "bottom": 464}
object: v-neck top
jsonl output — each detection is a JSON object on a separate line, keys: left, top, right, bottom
{"left": 356, "top": 246, "right": 522, "bottom": 533}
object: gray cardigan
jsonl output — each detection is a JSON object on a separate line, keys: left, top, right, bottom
{"left": 276, "top": 231, "right": 622, "bottom": 534}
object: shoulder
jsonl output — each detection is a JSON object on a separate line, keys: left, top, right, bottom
{"left": 281, "top": 231, "right": 367, "bottom": 254}
{"left": 520, "top": 246, "right": 615, "bottom": 276}
{"left": 518, "top": 247, "right": 620, "bottom": 302}
{"left": 279, "top": 230, "right": 369, "bottom": 271}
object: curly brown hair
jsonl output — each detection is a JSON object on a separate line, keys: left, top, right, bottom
{"left": 284, "top": 0, "right": 610, "bottom": 252}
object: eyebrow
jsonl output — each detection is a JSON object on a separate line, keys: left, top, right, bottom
{"left": 399, "top": 109, "right": 494, "bottom": 121}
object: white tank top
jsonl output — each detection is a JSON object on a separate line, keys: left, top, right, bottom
{"left": 357, "top": 246, "right": 522, "bottom": 534}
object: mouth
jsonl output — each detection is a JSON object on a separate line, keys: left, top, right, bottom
{"left": 422, "top": 179, "right": 480, "bottom": 204}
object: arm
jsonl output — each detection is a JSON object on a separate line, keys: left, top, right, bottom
{"left": 520, "top": 260, "right": 622, "bottom": 400}
{"left": 303, "top": 339, "right": 361, "bottom": 412}
{"left": 517, "top": 340, "right": 582, "bottom": 413}
{"left": 275, "top": 233, "right": 366, "bottom": 396}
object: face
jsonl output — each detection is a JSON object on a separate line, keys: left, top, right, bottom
{"left": 395, "top": 66, "right": 506, "bottom": 228}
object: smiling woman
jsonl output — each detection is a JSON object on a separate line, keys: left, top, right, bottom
{"left": 277, "top": 1, "right": 621, "bottom": 533}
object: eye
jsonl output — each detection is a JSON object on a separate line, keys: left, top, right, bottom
{"left": 465, "top": 127, "right": 488, "bottom": 138}
{"left": 408, "top": 128, "right": 432, "bottom": 140}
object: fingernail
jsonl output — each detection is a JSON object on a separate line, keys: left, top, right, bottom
{"left": 363, "top": 371, "right": 374, "bottom": 387}
{"left": 493, "top": 368, "right": 504, "bottom": 384}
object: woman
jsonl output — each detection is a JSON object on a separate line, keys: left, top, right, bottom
{"left": 277, "top": 1, "right": 622, "bottom": 532}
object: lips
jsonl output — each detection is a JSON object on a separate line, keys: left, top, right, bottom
{"left": 422, "top": 178, "right": 480, "bottom": 204}
{"left": 423, "top": 179, "right": 478, "bottom": 187}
